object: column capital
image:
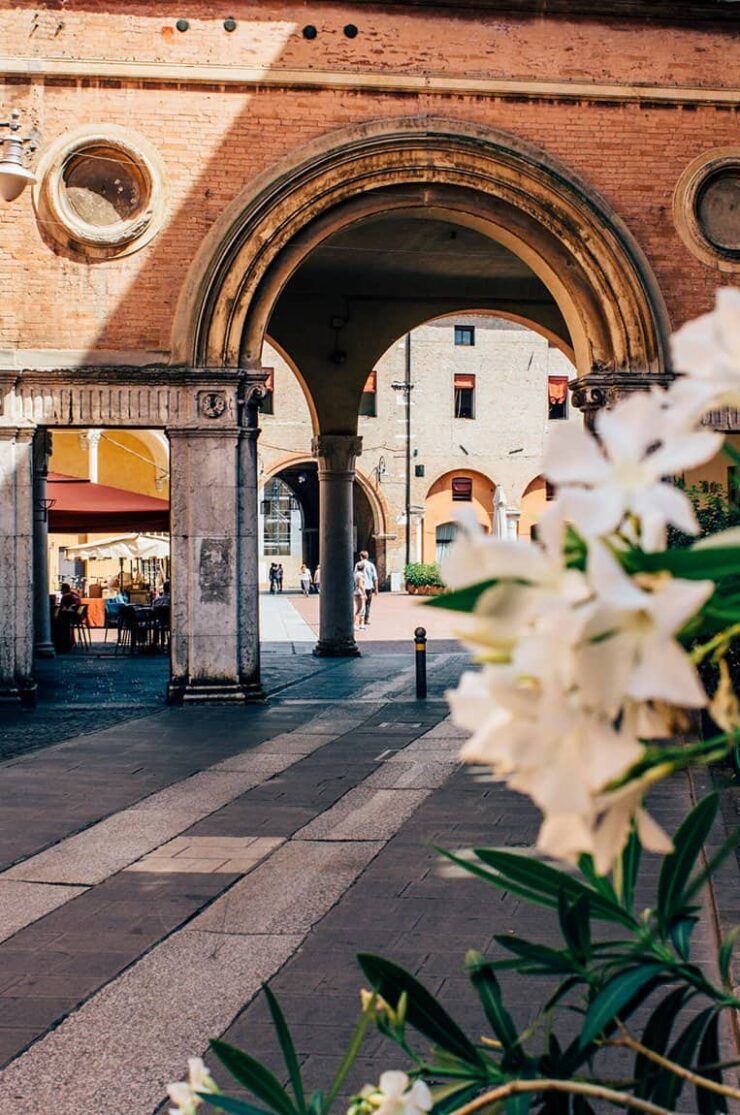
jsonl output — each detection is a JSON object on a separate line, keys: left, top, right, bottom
{"left": 570, "top": 369, "right": 676, "bottom": 429}
{"left": 312, "top": 434, "right": 362, "bottom": 474}
{"left": 239, "top": 368, "right": 271, "bottom": 412}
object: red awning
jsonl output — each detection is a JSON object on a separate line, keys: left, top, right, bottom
{"left": 48, "top": 473, "right": 169, "bottom": 533}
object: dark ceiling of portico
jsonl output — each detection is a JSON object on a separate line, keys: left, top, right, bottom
{"left": 263, "top": 213, "right": 571, "bottom": 421}
{"left": 272, "top": 214, "right": 560, "bottom": 315}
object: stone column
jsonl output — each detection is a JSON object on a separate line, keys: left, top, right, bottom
{"left": 167, "top": 425, "right": 246, "bottom": 703}
{"left": 32, "top": 429, "right": 55, "bottom": 658}
{"left": 81, "top": 428, "right": 102, "bottom": 482}
{"left": 236, "top": 372, "right": 269, "bottom": 701}
{"left": 312, "top": 433, "right": 362, "bottom": 657}
{"left": 0, "top": 428, "right": 36, "bottom": 705}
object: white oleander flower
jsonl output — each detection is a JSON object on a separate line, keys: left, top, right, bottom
{"left": 349, "top": 1072, "right": 433, "bottom": 1115}
{"left": 671, "top": 286, "right": 740, "bottom": 411}
{"left": 544, "top": 390, "right": 721, "bottom": 551}
{"left": 580, "top": 543, "right": 712, "bottom": 712}
{"left": 591, "top": 770, "right": 674, "bottom": 875}
{"left": 167, "top": 1058, "right": 218, "bottom": 1115}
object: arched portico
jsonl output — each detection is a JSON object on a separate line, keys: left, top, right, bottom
{"left": 170, "top": 118, "right": 670, "bottom": 666}
{"left": 1, "top": 117, "right": 672, "bottom": 702}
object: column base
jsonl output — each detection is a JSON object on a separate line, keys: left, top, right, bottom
{"left": 34, "top": 641, "right": 56, "bottom": 659}
{"left": 0, "top": 680, "right": 37, "bottom": 707}
{"left": 167, "top": 677, "right": 267, "bottom": 705}
{"left": 313, "top": 639, "right": 361, "bottom": 658}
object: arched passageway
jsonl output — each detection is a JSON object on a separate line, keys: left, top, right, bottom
{"left": 2, "top": 117, "right": 670, "bottom": 703}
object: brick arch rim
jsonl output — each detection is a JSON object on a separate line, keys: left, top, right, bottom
{"left": 260, "top": 454, "right": 390, "bottom": 539}
{"left": 175, "top": 115, "right": 670, "bottom": 396}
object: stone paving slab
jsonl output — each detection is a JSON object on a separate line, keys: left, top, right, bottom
{"left": 0, "top": 882, "right": 88, "bottom": 946}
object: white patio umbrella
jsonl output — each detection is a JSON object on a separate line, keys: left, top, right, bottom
{"left": 62, "top": 533, "right": 170, "bottom": 561}
{"left": 493, "top": 486, "right": 508, "bottom": 537}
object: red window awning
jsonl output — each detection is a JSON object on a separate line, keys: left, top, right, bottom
{"left": 454, "top": 374, "right": 476, "bottom": 390}
{"left": 548, "top": 376, "right": 568, "bottom": 405}
{"left": 363, "top": 370, "right": 377, "bottom": 393}
{"left": 47, "top": 473, "right": 170, "bottom": 533}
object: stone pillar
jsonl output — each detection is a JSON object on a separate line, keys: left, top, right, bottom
{"left": 0, "top": 428, "right": 36, "bottom": 705}
{"left": 236, "top": 373, "right": 269, "bottom": 701}
{"left": 167, "top": 425, "right": 246, "bottom": 703}
{"left": 32, "top": 429, "right": 55, "bottom": 658}
{"left": 312, "top": 433, "right": 362, "bottom": 658}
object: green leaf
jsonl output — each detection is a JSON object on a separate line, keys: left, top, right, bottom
{"left": 473, "top": 848, "right": 635, "bottom": 928}
{"left": 308, "top": 1091, "right": 324, "bottom": 1115}
{"left": 324, "top": 998, "right": 375, "bottom": 1109}
{"left": 505, "top": 1096, "right": 531, "bottom": 1114}
{"left": 579, "top": 964, "right": 664, "bottom": 1048}
{"left": 430, "top": 1083, "right": 484, "bottom": 1115}
{"left": 357, "top": 954, "right": 485, "bottom": 1069}
{"left": 424, "top": 579, "right": 499, "bottom": 612}
{"left": 625, "top": 546, "right": 740, "bottom": 581}
{"left": 465, "top": 951, "right": 521, "bottom": 1064}
{"left": 557, "top": 893, "right": 591, "bottom": 962}
{"left": 620, "top": 829, "right": 642, "bottom": 914}
{"left": 671, "top": 915, "right": 699, "bottom": 960}
{"left": 202, "top": 1097, "right": 272, "bottom": 1115}
{"left": 634, "top": 985, "right": 690, "bottom": 1099}
{"left": 658, "top": 794, "right": 718, "bottom": 930}
{"left": 210, "top": 1041, "right": 297, "bottom": 1115}
{"left": 684, "top": 826, "right": 740, "bottom": 905}
{"left": 719, "top": 925, "right": 740, "bottom": 987}
{"left": 697, "top": 1013, "right": 728, "bottom": 1115}
{"left": 263, "top": 985, "right": 306, "bottom": 1114}
{"left": 494, "top": 935, "right": 576, "bottom": 974}
{"left": 652, "top": 1008, "right": 714, "bottom": 1108}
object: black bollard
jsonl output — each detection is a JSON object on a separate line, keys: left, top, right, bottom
{"left": 414, "top": 626, "right": 427, "bottom": 699}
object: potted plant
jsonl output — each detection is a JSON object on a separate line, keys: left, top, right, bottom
{"left": 404, "top": 562, "right": 446, "bottom": 595}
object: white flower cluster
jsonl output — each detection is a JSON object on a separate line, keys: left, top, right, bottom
{"left": 167, "top": 1057, "right": 218, "bottom": 1115}
{"left": 348, "top": 1071, "right": 433, "bottom": 1115}
{"left": 445, "top": 288, "right": 740, "bottom": 873}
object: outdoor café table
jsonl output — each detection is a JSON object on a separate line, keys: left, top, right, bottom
{"left": 80, "top": 597, "right": 105, "bottom": 628}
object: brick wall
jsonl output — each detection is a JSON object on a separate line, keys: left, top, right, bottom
{"left": 0, "top": 2, "right": 737, "bottom": 358}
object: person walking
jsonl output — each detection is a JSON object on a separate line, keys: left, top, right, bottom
{"left": 312, "top": 564, "right": 320, "bottom": 595}
{"left": 276, "top": 564, "right": 284, "bottom": 593}
{"left": 355, "top": 549, "right": 378, "bottom": 627}
{"left": 353, "top": 560, "right": 367, "bottom": 631}
{"left": 299, "top": 563, "right": 312, "bottom": 596}
{"left": 268, "top": 563, "right": 277, "bottom": 594}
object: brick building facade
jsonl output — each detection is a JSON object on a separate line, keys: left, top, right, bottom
{"left": 1, "top": 1, "right": 738, "bottom": 701}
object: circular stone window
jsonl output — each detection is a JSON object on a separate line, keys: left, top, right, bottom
{"left": 674, "top": 149, "right": 740, "bottom": 271}
{"left": 34, "top": 126, "right": 168, "bottom": 259}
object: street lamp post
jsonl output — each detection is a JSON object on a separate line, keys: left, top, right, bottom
{"left": 0, "top": 110, "right": 36, "bottom": 202}
{"left": 391, "top": 333, "right": 414, "bottom": 567}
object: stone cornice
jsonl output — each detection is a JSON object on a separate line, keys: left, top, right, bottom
{"left": 1, "top": 56, "right": 738, "bottom": 106}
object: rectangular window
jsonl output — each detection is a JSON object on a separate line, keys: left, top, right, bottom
{"left": 454, "top": 325, "right": 475, "bottom": 346}
{"left": 359, "top": 370, "right": 377, "bottom": 417}
{"left": 262, "top": 478, "right": 293, "bottom": 555}
{"left": 548, "top": 376, "right": 568, "bottom": 420}
{"left": 454, "top": 373, "right": 475, "bottom": 419}
{"left": 451, "top": 476, "right": 473, "bottom": 501}
{"left": 545, "top": 481, "right": 557, "bottom": 502}
{"left": 259, "top": 369, "right": 275, "bottom": 415}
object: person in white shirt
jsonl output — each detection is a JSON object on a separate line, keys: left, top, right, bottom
{"left": 355, "top": 550, "right": 378, "bottom": 626}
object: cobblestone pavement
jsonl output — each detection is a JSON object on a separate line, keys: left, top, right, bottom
{"left": 0, "top": 645, "right": 735, "bottom": 1114}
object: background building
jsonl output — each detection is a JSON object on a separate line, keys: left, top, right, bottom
{"left": 258, "top": 314, "right": 577, "bottom": 589}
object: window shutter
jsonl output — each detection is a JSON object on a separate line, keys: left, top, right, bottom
{"left": 454, "top": 373, "right": 476, "bottom": 390}
{"left": 363, "top": 371, "right": 377, "bottom": 393}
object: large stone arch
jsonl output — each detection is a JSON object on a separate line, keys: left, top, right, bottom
{"left": 174, "top": 116, "right": 670, "bottom": 413}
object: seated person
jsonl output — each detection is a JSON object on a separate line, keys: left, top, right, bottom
{"left": 54, "top": 583, "right": 82, "bottom": 652}
{"left": 153, "top": 580, "right": 170, "bottom": 610}
{"left": 59, "top": 583, "right": 81, "bottom": 610}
